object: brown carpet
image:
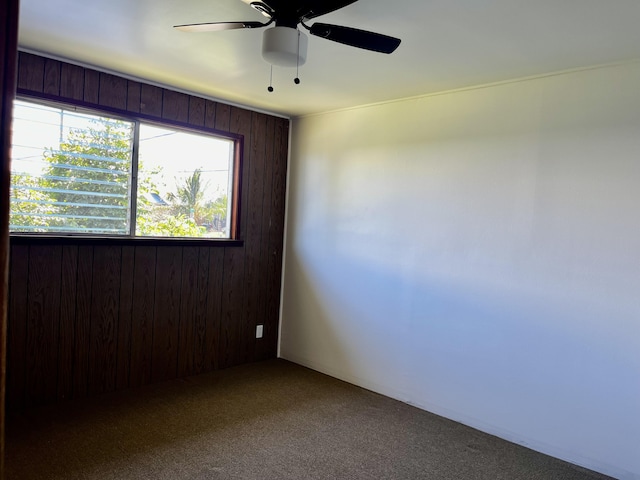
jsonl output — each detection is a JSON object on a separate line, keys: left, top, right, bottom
{"left": 6, "top": 359, "right": 613, "bottom": 480}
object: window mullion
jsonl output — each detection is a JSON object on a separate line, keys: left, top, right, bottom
{"left": 129, "top": 121, "right": 141, "bottom": 237}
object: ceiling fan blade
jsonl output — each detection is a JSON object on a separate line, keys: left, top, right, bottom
{"left": 309, "top": 23, "right": 401, "bottom": 54}
{"left": 298, "top": 0, "right": 359, "bottom": 20}
{"left": 174, "top": 21, "right": 268, "bottom": 32}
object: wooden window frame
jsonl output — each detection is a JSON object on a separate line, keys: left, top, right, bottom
{"left": 9, "top": 94, "right": 244, "bottom": 246}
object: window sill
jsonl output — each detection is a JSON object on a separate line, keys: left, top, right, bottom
{"left": 9, "top": 234, "right": 243, "bottom": 247}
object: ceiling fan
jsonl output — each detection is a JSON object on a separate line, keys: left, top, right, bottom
{"left": 175, "top": 0, "right": 401, "bottom": 71}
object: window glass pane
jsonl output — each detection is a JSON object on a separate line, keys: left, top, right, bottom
{"left": 9, "top": 99, "right": 237, "bottom": 239}
{"left": 10, "top": 100, "right": 134, "bottom": 234}
{"left": 136, "top": 124, "right": 234, "bottom": 238}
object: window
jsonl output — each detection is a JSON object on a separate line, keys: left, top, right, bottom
{"left": 10, "top": 99, "right": 238, "bottom": 239}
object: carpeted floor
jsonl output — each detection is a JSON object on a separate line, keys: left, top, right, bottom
{"left": 6, "top": 359, "right": 614, "bottom": 480}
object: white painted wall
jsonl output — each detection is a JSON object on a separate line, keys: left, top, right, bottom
{"left": 280, "top": 63, "right": 640, "bottom": 479}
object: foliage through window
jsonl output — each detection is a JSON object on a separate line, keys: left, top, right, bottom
{"left": 10, "top": 99, "right": 236, "bottom": 238}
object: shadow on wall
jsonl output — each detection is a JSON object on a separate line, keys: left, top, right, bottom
{"left": 282, "top": 64, "right": 640, "bottom": 477}
{"left": 280, "top": 239, "right": 640, "bottom": 474}
{"left": 279, "top": 250, "right": 357, "bottom": 379}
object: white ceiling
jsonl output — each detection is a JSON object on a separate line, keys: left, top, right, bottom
{"left": 17, "top": 0, "right": 640, "bottom": 117}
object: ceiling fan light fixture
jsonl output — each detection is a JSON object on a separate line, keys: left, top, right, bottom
{"left": 262, "top": 26, "right": 307, "bottom": 67}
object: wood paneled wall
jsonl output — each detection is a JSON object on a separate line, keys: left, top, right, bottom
{"left": 2, "top": 0, "right": 21, "bottom": 470}
{"left": 6, "top": 52, "right": 289, "bottom": 409}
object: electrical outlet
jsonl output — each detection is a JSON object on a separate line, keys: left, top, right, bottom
{"left": 256, "top": 324, "right": 264, "bottom": 339}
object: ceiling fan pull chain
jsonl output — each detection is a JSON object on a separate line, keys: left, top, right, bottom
{"left": 294, "top": 29, "right": 301, "bottom": 85}
{"left": 268, "top": 64, "right": 274, "bottom": 92}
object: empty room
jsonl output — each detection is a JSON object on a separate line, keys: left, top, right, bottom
{"left": 1, "top": 1, "right": 638, "bottom": 479}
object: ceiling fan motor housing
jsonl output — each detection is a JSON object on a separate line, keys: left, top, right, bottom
{"left": 262, "top": 26, "right": 308, "bottom": 67}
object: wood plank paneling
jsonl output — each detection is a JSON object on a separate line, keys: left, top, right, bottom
{"left": 116, "top": 246, "right": 134, "bottom": 390}
{"left": 264, "top": 118, "right": 289, "bottom": 355}
{"left": 17, "top": 52, "right": 44, "bottom": 92}
{"left": 194, "top": 248, "right": 210, "bottom": 374}
{"left": 99, "top": 73, "right": 127, "bottom": 110}
{"left": 162, "top": 90, "right": 189, "bottom": 123}
{"left": 151, "top": 247, "right": 183, "bottom": 383}
{"left": 129, "top": 246, "right": 156, "bottom": 388}
{"left": 126, "top": 81, "right": 141, "bottom": 114}
{"left": 9, "top": 52, "right": 290, "bottom": 408}
{"left": 232, "top": 107, "right": 253, "bottom": 241}
{"left": 205, "top": 100, "right": 217, "bottom": 130}
{"left": 43, "top": 58, "right": 61, "bottom": 96}
{"left": 57, "top": 245, "right": 78, "bottom": 401}
{"left": 177, "top": 246, "right": 198, "bottom": 377}
{"left": 2, "top": 2, "right": 20, "bottom": 469}
{"left": 188, "top": 96, "right": 206, "bottom": 127}
{"left": 60, "top": 63, "right": 84, "bottom": 100}
{"left": 7, "top": 246, "right": 28, "bottom": 409}
{"left": 215, "top": 103, "right": 231, "bottom": 131}
{"left": 73, "top": 246, "right": 94, "bottom": 398}
{"left": 88, "top": 246, "right": 122, "bottom": 395}
{"left": 83, "top": 70, "right": 100, "bottom": 104}
{"left": 26, "top": 245, "right": 62, "bottom": 406}
{"left": 140, "top": 84, "right": 163, "bottom": 117}
{"left": 222, "top": 106, "right": 253, "bottom": 367}
{"left": 241, "top": 112, "right": 268, "bottom": 363}
{"left": 256, "top": 115, "right": 276, "bottom": 361}
{"left": 219, "top": 246, "right": 245, "bottom": 368}
{"left": 206, "top": 248, "right": 224, "bottom": 371}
